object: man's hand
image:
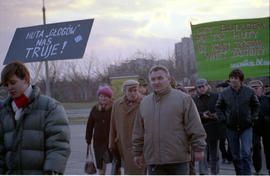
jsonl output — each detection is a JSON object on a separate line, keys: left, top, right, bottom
{"left": 203, "top": 111, "right": 211, "bottom": 118}
{"left": 134, "top": 155, "right": 144, "bottom": 168}
{"left": 194, "top": 151, "right": 204, "bottom": 161}
{"left": 210, "top": 113, "right": 219, "bottom": 120}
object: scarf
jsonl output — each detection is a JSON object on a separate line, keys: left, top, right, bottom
{"left": 154, "top": 86, "right": 171, "bottom": 102}
{"left": 100, "top": 103, "right": 107, "bottom": 111}
{"left": 13, "top": 94, "right": 29, "bottom": 109}
{"left": 124, "top": 96, "right": 135, "bottom": 106}
{"left": 12, "top": 85, "right": 32, "bottom": 121}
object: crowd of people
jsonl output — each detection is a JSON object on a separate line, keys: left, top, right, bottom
{"left": 0, "top": 61, "right": 269, "bottom": 175}
{"left": 84, "top": 64, "right": 270, "bottom": 175}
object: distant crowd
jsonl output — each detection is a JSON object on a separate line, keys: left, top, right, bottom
{"left": 0, "top": 61, "right": 269, "bottom": 175}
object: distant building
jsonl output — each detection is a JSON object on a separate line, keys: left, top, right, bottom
{"left": 175, "top": 36, "right": 198, "bottom": 85}
{"left": 107, "top": 58, "right": 174, "bottom": 79}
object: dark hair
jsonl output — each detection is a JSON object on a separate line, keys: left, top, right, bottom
{"left": 229, "top": 68, "right": 244, "bottom": 81}
{"left": 0, "top": 61, "right": 30, "bottom": 86}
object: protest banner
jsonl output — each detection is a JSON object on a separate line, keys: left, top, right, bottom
{"left": 191, "top": 17, "right": 269, "bottom": 81}
{"left": 4, "top": 19, "right": 94, "bottom": 64}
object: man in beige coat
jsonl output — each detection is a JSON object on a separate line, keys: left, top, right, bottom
{"left": 109, "top": 80, "right": 145, "bottom": 174}
{"left": 132, "top": 65, "right": 206, "bottom": 175}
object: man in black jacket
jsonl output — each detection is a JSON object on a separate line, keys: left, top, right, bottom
{"left": 193, "top": 78, "right": 220, "bottom": 175}
{"left": 216, "top": 68, "right": 260, "bottom": 175}
{"left": 216, "top": 81, "right": 233, "bottom": 164}
{"left": 248, "top": 80, "right": 270, "bottom": 175}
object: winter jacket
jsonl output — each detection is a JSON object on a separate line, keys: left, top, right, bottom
{"left": 216, "top": 85, "right": 260, "bottom": 131}
{"left": 109, "top": 95, "right": 145, "bottom": 174}
{"left": 259, "top": 93, "right": 270, "bottom": 124}
{"left": 0, "top": 85, "right": 70, "bottom": 174}
{"left": 132, "top": 87, "right": 206, "bottom": 165}
{"left": 193, "top": 92, "right": 221, "bottom": 142}
{"left": 85, "top": 102, "right": 113, "bottom": 168}
{"left": 254, "top": 93, "right": 270, "bottom": 135}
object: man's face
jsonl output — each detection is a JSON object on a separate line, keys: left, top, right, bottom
{"left": 124, "top": 86, "right": 139, "bottom": 101}
{"left": 5, "top": 74, "right": 28, "bottom": 98}
{"left": 138, "top": 85, "right": 148, "bottom": 95}
{"left": 229, "top": 76, "right": 242, "bottom": 89}
{"left": 216, "top": 87, "right": 224, "bottom": 93}
{"left": 251, "top": 86, "right": 263, "bottom": 97}
{"left": 197, "top": 84, "right": 208, "bottom": 95}
{"left": 188, "top": 89, "right": 196, "bottom": 97}
{"left": 150, "top": 70, "right": 171, "bottom": 92}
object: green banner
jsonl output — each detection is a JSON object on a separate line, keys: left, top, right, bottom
{"left": 191, "top": 17, "right": 269, "bottom": 81}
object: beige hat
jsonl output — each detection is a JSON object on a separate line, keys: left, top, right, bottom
{"left": 248, "top": 80, "right": 263, "bottom": 87}
{"left": 122, "top": 80, "right": 139, "bottom": 89}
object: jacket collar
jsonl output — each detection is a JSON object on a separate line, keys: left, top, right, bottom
{"left": 96, "top": 99, "right": 113, "bottom": 111}
{"left": 230, "top": 85, "right": 243, "bottom": 93}
{"left": 197, "top": 91, "right": 210, "bottom": 98}
{"left": 119, "top": 94, "right": 141, "bottom": 104}
{"left": 119, "top": 95, "right": 142, "bottom": 114}
{"left": 2, "top": 85, "right": 40, "bottom": 128}
{"left": 3, "top": 85, "right": 40, "bottom": 109}
{"left": 154, "top": 86, "right": 171, "bottom": 102}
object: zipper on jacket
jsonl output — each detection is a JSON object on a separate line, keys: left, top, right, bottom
{"left": 233, "top": 91, "right": 240, "bottom": 131}
{"left": 157, "top": 100, "right": 161, "bottom": 163}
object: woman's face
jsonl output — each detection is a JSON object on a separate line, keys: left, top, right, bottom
{"left": 98, "top": 94, "right": 110, "bottom": 104}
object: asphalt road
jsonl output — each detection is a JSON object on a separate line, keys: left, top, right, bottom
{"left": 66, "top": 109, "right": 90, "bottom": 119}
{"left": 65, "top": 123, "right": 268, "bottom": 175}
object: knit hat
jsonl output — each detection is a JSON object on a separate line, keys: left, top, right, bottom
{"left": 97, "top": 86, "right": 113, "bottom": 98}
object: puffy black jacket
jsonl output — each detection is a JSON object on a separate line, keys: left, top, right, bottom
{"left": 0, "top": 86, "right": 70, "bottom": 174}
{"left": 216, "top": 85, "right": 260, "bottom": 131}
{"left": 254, "top": 93, "right": 270, "bottom": 135}
{"left": 259, "top": 93, "right": 270, "bottom": 123}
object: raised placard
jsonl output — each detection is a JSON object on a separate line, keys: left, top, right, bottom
{"left": 4, "top": 18, "right": 94, "bottom": 64}
{"left": 191, "top": 17, "right": 269, "bottom": 80}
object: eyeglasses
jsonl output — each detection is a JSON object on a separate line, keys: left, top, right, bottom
{"left": 197, "top": 85, "right": 205, "bottom": 89}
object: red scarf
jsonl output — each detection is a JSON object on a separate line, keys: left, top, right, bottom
{"left": 13, "top": 94, "right": 29, "bottom": 109}
{"left": 101, "top": 103, "right": 107, "bottom": 108}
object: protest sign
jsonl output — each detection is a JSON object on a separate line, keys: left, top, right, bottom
{"left": 4, "top": 18, "right": 94, "bottom": 64}
{"left": 191, "top": 17, "right": 269, "bottom": 81}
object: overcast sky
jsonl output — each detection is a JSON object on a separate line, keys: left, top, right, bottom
{"left": 0, "top": 0, "right": 269, "bottom": 70}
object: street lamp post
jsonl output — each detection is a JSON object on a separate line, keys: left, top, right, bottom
{"left": 42, "top": 0, "right": 51, "bottom": 96}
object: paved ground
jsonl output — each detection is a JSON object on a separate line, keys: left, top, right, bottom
{"left": 66, "top": 109, "right": 90, "bottom": 118}
{"left": 65, "top": 123, "right": 268, "bottom": 175}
